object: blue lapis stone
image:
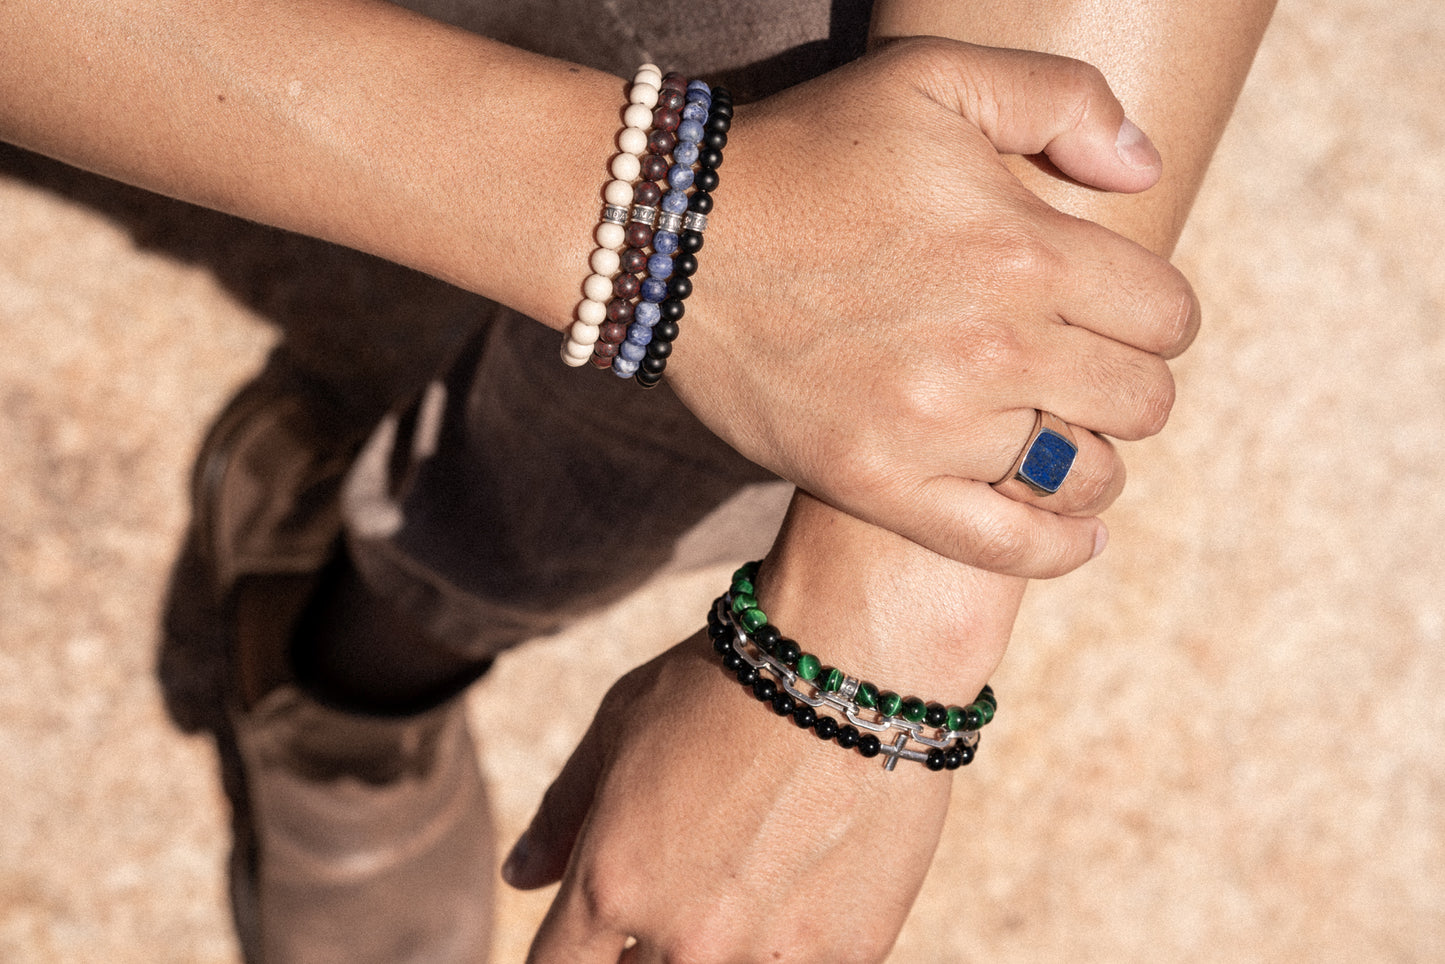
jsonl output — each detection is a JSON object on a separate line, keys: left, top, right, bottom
{"left": 681, "top": 101, "right": 709, "bottom": 124}
{"left": 677, "top": 119, "right": 705, "bottom": 144}
{"left": 652, "top": 231, "right": 679, "bottom": 255}
{"left": 647, "top": 253, "right": 674, "bottom": 279}
{"left": 673, "top": 142, "right": 699, "bottom": 166}
{"left": 634, "top": 301, "right": 661, "bottom": 326}
{"left": 668, "top": 165, "right": 695, "bottom": 190}
{"left": 640, "top": 277, "right": 669, "bottom": 302}
{"left": 1018, "top": 429, "right": 1078, "bottom": 494}
{"left": 619, "top": 339, "right": 647, "bottom": 361}
{"left": 625, "top": 323, "right": 654, "bottom": 347}
{"left": 661, "top": 190, "right": 689, "bottom": 214}
{"left": 686, "top": 79, "right": 711, "bottom": 96}
{"left": 612, "top": 356, "right": 641, "bottom": 376}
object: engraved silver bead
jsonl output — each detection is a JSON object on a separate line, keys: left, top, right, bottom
{"left": 683, "top": 210, "right": 709, "bottom": 233}
{"left": 601, "top": 204, "right": 630, "bottom": 225}
{"left": 630, "top": 205, "right": 659, "bottom": 226}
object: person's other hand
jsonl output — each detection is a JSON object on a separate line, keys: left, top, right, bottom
{"left": 670, "top": 38, "right": 1199, "bottom": 578}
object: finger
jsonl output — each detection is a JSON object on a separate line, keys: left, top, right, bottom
{"left": 921, "top": 42, "right": 1163, "bottom": 194}
{"left": 527, "top": 878, "right": 631, "bottom": 964}
{"left": 873, "top": 477, "right": 1108, "bottom": 578}
{"left": 1049, "top": 214, "right": 1203, "bottom": 359}
{"left": 1026, "top": 321, "right": 1178, "bottom": 442}
{"left": 989, "top": 417, "right": 1126, "bottom": 518}
{"left": 503, "top": 708, "right": 612, "bottom": 890}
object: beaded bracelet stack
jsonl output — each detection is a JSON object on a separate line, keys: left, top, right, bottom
{"left": 708, "top": 562, "right": 998, "bottom": 772}
{"left": 562, "top": 65, "right": 731, "bottom": 388}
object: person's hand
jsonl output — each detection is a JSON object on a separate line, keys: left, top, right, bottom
{"left": 504, "top": 631, "right": 955, "bottom": 964}
{"left": 504, "top": 493, "right": 1022, "bottom": 962}
{"left": 669, "top": 38, "right": 1199, "bottom": 578}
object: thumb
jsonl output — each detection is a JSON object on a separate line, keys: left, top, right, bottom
{"left": 919, "top": 41, "right": 1163, "bottom": 193}
{"left": 502, "top": 716, "right": 610, "bottom": 890}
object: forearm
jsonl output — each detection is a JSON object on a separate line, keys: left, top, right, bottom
{"left": 0, "top": 0, "right": 615, "bottom": 328}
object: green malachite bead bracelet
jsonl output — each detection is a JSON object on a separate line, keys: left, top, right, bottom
{"left": 709, "top": 561, "right": 997, "bottom": 772}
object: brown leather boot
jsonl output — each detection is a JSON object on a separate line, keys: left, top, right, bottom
{"left": 192, "top": 364, "right": 494, "bottom": 963}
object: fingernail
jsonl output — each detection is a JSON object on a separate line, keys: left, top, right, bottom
{"left": 1115, "top": 117, "right": 1160, "bottom": 171}
{"left": 1091, "top": 524, "right": 1109, "bottom": 560}
{"left": 501, "top": 833, "right": 528, "bottom": 886}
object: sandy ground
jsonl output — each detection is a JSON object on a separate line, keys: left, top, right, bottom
{"left": 2, "top": 1, "right": 1442, "bottom": 960}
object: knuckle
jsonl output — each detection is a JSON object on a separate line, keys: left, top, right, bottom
{"left": 1132, "top": 359, "right": 1177, "bottom": 437}
{"left": 983, "top": 227, "right": 1069, "bottom": 287}
{"left": 1066, "top": 456, "right": 1119, "bottom": 514}
{"left": 968, "top": 517, "right": 1032, "bottom": 573}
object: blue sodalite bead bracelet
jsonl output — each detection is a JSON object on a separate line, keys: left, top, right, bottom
{"left": 708, "top": 561, "right": 996, "bottom": 772}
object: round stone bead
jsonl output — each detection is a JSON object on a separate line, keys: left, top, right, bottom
{"left": 857, "top": 734, "right": 882, "bottom": 758}
{"left": 661, "top": 190, "right": 690, "bottom": 214}
{"left": 673, "top": 141, "right": 699, "bottom": 167}
{"left": 963, "top": 706, "right": 985, "bottom": 731}
{"left": 735, "top": 664, "right": 758, "bottom": 687}
{"left": 660, "top": 72, "right": 687, "bottom": 91}
{"left": 582, "top": 273, "right": 613, "bottom": 302}
{"left": 796, "top": 654, "right": 821, "bottom": 681}
{"left": 589, "top": 247, "right": 620, "bottom": 277}
{"left": 612, "top": 273, "right": 640, "bottom": 299}
{"left": 620, "top": 247, "right": 648, "bottom": 273}
{"left": 957, "top": 743, "right": 976, "bottom": 766}
{"left": 740, "top": 607, "right": 768, "bottom": 632}
{"left": 657, "top": 87, "right": 685, "bottom": 111}
{"left": 695, "top": 168, "right": 720, "bottom": 192}
{"left": 976, "top": 700, "right": 995, "bottom": 725}
{"left": 611, "top": 356, "right": 640, "bottom": 376}
{"left": 836, "top": 725, "right": 860, "bottom": 750}
{"left": 752, "top": 676, "right": 776, "bottom": 703}
{"left": 565, "top": 324, "right": 598, "bottom": 348}
{"left": 634, "top": 181, "right": 663, "bottom": 206}
{"left": 625, "top": 323, "right": 653, "bottom": 346}
{"left": 943, "top": 748, "right": 964, "bottom": 770}
{"left": 924, "top": 703, "right": 948, "bottom": 728}
{"left": 731, "top": 592, "right": 759, "bottom": 615}
{"left": 603, "top": 178, "right": 635, "bottom": 206}
{"left": 618, "top": 125, "right": 649, "bottom": 155}
{"left": 681, "top": 101, "right": 709, "bottom": 124}
{"left": 653, "top": 107, "right": 681, "bottom": 132}
{"left": 771, "top": 692, "right": 795, "bottom": 717}
{"left": 774, "top": 637, "right": 801, "bottom": 666}
{"left": 925, "top": 749, "right": 946, "bottom": 771}
{"left": 633, "top": 300, "right": 661, "bottom": 327}
{"left": 668, "top": 164, "right": 695, "bottom": 190}
{"left": 686, "top": 78, "right": 711, "bottom": 96}
{"left": 711, "top": 633, "right": 731, "bottom": 656}
{"left": 647, "top": 128, "right": 677, "bottom": 155}
{"left": 577, "top": 298, "right": 607, "bottom": 325}
{"left": 821, "top": 667, "right": 844, "bottom": 693}
{"left": 641, "top": 154, "right": 670, "bottom": 181}
{"left": 595, "top": 220, "right": 626, "bottom": 250}
{"left": 640, "top": 355, "right": 667, "bottom": 375}
{"left": 814, "top": 716, "right": 839, "bottom": 740}
{"left": 855, "top": 682, "right": 879, "bottom": 710}
{"left": 679, "top": 230, "right": 704, "bottom": 254}
{"left": 605, "top": 299, "right": 633, "bottom": 323}
{"left": 591, "top": 339, "right": 619, "bottom": 358}
{"left": 697, "top": 146, "right": 724, "bottom": 171}
{"left": 640, "top": 277, "right": 668, "bottom": 303}
{"left": 705, "top": 113, "right": 732, "bottom": 133}
{"left": 652, "top": 318, "right": 677, "bottom": 344}
{"left": 647, "top": 253, "right": 674, "bottom": 280}
{"left": 901, "top": 697, "right": 927, "bottom": 724}
{"left": 635, "top": 64, "right": 662, "bottom": 84}
{"left": 672, "top": 253, "right": 699, "bottom": 277}
{"left": 753, "top": 623, "right": 781, "bottom": 651}
{"left": 702, "top": 128, "right": 727, "bottom": 150}
{"left": 635, "top": 371, "right": 663, "bottom": 389}
{"left": 619, "top": 340, "right": 646, "bottom": 362}
{"left": 945, "top": 706, "right": 967, "bottom": 732}
{"left": 660, "top": 299, "right": 686, "bottom": 321}
{"left": 677, "top": 119, "right": 705, "bottom": 144}
{"left": 624, "top": 222, "right": 653, "bottom": 249}
{"left": 589, "top": 352, "right": 613, "bottom": 369}
{"left": 721, "top": 650, "right": 745, "bottom": 672}
{"left": 610, "top": 152, "right": 641, "bottom": 182}
{"left": 877, "top": 691, "right": 903, "bottom": 718}
{"left": 734, "top": 561, "right": 759, "bottom": 581}
{"left": 792, "top": 705, "right": 816, "bottom": 730}
{"left": 646, "top": 339, "right": 673, "bottom": 359}
{"left": 687, "top": 191, "right": 713, "bottom": 215}
{"left": 667, "top": 276, "right": 693, "bottom": 300}
{"left": 628, "top": 83, "right": 659, "bottom": 109}
{"left": 623, "top": 103, "right": 654, "bottom": 129}
{"left": 599, "top": 322, "right": 628, "bottom": 344}
{"left": 652, "top": 231, "right": 679, "bottom": 256}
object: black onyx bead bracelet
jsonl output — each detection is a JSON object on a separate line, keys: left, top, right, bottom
{"left": 707, "top": 561, "right": 997, "bottom": 772}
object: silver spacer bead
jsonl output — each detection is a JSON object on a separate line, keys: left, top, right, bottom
{"left": 655, "top": 210, "right": 685, "bottom": 234}
{"left": 601, "top": 204, "right": 630, "bottom": 225}
{"left": 838, "top": 676, "right": 860, "bottom": 701}
{"left": 629, "top": 205, "right": 659, "bottom": 227}
{"left": 682, "top": 210, "right": 709, "bottom": 233}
